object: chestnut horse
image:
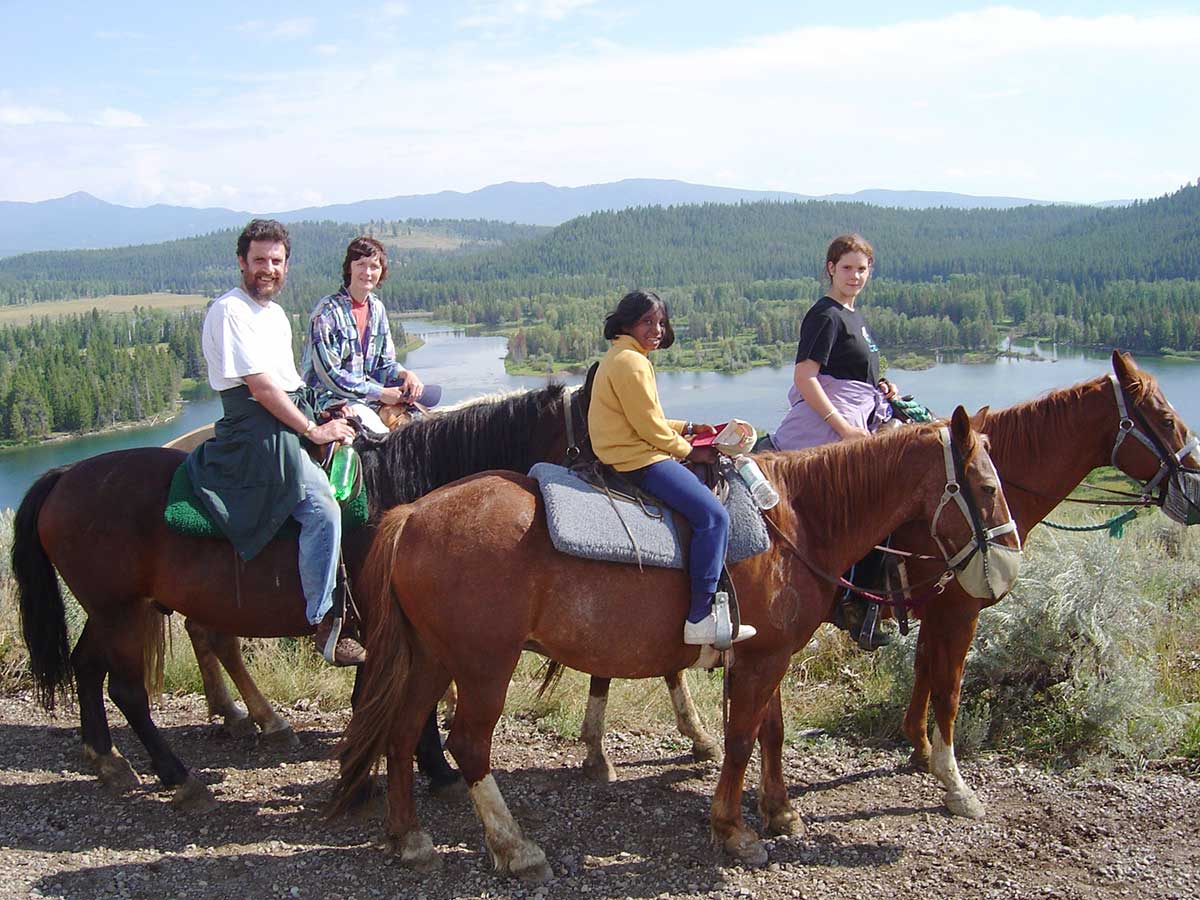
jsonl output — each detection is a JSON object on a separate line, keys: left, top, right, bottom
{"left": 332, "top": 408, "right": 1020, "bottom": 878}
{"left": 11, "top": 383, "right": 585, "bottom": 809}
{"left": 578, "top": 350, "right": 1200, "bottom": 818}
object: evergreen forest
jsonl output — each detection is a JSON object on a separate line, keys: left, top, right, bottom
{"left": 1, "top": 185, "right": 1197, "bottom": 438}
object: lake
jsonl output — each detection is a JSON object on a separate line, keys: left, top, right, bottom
{"left": 2, "top": 319, "right": 1196, "bottom": 512}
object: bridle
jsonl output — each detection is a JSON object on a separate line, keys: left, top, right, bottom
{"left": 1107, "top": 373, "right": 1200, "bottom": 505}
{"left": 764, "top": 425, "right": 1018, "bottom": 605}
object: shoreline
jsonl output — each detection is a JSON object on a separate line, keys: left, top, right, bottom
{"left": 0, "top": 401, "right": 190, "bottom": 451}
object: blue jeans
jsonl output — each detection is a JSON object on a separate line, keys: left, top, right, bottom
{"left": 293, "top": 453, "right": 342, "bottom": 624}
{"left": 627, "top": 459, "right": 729, "bottom": 622}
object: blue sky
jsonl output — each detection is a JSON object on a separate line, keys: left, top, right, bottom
{"left": 1, "top": 2, "right": 1197, "bottom": 210}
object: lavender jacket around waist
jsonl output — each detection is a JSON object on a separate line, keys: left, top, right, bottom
{"left": 773, "top": 374, "right": 892, "bottom": 451}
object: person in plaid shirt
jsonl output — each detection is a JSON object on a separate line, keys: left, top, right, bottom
{"left": 302, "top": 236, "right": 440, "bottom": 433}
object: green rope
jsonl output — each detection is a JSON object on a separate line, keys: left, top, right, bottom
{"left": 1041, "top": 508, "right": 1139, "bottom": 539}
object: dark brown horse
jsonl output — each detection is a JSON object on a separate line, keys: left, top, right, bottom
{"left": 332, "top": 408, "right": 1020, "bottom": 878}
{"left": 578, "top": 350, "right": 1200, "bottom": 817}
{"left": 12, "top": 384, "right": 586, "bottom": 809}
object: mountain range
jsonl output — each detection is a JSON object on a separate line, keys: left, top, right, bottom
{"left": 0, "top": 178, "right": 1109, "bottom": 259}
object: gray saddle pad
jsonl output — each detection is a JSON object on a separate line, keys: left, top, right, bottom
{"left": 529, "top": 462, "right": 771, "bottom": 569}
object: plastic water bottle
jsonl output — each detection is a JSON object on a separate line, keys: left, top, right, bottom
{"left": 735, "top": 456, "right": 779, "bottom": 509}
{"left": 328, "top": 444, "right": 360, "bottom": 503}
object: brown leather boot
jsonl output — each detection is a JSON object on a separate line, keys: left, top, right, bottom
{"left": 313, "top": 612, "right": 366, "bottom": 666}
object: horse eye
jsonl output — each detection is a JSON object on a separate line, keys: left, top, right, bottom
{"left": 981, "top": 484, "right": 997, "bottom": 496}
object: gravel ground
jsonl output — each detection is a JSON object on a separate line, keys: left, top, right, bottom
{"left": 1, "top": 690, "right": 1197, "bottom": 900}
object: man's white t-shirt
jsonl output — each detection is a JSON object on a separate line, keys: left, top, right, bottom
{"left": 202, "top": 287, "right": 304, "bottom": 392}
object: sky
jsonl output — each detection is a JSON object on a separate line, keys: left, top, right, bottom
{"left": 1, "top": 1, "right": 1197, "bottom": 211}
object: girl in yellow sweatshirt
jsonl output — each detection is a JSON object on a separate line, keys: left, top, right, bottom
{"left": 588, "top": 290, "right": 756, "bottom": 646}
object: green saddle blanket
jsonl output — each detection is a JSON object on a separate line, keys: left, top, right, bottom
{"left": 165, "top": 463, "right": 369, "bottom": 540}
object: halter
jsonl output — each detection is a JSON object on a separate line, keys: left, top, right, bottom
{"left": 1108, "top": 373, "right": 1200, "bottom": 502}
{"left": 929, "top": 426, "right": 1020, "bottom": 599}
{"left": 562, "top": 386, "right": 582, "bottom": 466}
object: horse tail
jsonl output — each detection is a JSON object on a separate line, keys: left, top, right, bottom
{"left": 11, "top": 466, "right": 74, "bottom": 710}
{"left": 141, "top": 605, "right": 167, "bottom": 703}
{"left": 535, "top": 659, "right": 566, "bottom": 700}
{"left": 330, "top": 507, "right": 413, "bottom": 819}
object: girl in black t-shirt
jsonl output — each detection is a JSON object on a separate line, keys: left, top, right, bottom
{"left": 773, "top": 233, "right": 898, "bottom": 450}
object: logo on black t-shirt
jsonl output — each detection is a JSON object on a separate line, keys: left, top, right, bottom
{"left": 861, "top": 326, "right": 879, "bottom": 354}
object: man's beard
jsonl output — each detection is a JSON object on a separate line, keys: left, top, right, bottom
{"left": 243, "top": 272, "right": 285, "bottom": 301}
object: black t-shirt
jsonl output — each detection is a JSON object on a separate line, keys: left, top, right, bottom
{"left": 794, "top": 296, "right": 880, "bottom": 385}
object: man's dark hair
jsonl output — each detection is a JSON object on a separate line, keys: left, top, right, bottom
{"left": 602, "top": 290, "right": 675, "bottom": 348}
{"left": 342, "top": 236, "right": 389, "bottom": 288}
{"left": 236, "top": 219, "right": 292, "bottom": 260}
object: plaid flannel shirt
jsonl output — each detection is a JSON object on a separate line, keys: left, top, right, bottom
{"left": 301, "top": 288, "right": 406, "bottom": 410}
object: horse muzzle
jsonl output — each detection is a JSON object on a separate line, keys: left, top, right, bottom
{"left": 953, "top": 537, "right": 1023, "bottom": 600}
{"left": 1162, "top": 467, "right": 1200, "bottom": 526}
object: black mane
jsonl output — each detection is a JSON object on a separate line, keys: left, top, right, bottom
{"left": 355, "top": 383, "right": 578, "bottom": 513}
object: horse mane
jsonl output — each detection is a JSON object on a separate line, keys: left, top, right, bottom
{"left": 356, "top": 383, "right": 569, "bottom": 512}
{"left": 982, "top": 377, "right": 1106, "bottom": 465}
{"left": 759, "top": 423, "right": 954, "bottom": 540}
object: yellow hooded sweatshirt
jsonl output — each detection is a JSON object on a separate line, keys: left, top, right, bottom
{"left": 588, "top": 334, "right": 693, "bottom": 472}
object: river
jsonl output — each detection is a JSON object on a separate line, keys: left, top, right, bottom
{"left": 2, "top": 319, "right": 1197, "bottom": 512}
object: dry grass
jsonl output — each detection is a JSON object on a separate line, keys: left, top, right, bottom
{"left": 0, "top": 292, "right": 210, "bottom": 325}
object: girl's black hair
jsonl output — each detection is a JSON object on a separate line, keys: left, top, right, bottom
{"left": 602, "top": 290, "right": 675, "bottom": 349}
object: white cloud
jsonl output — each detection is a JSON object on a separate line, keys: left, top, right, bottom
{"left": 458, "top": 0, "right": 600, "bottom": 29}
{"left": 378, "top": 2, "right": 410, "bottom": 17}
{"left": 0, "top": 105, "right": 70, "bottom": 126}
{"left": 233, "top": 17, "right": 317, "bottom": 40}
{"left": 92, "top": 108, "right": 147, "bottom": 128}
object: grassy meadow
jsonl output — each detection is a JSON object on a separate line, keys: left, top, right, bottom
{"left": 0, "top": 292, "right": 211, "bottom": 325}
{"left": 1, "top": 502, "right": 1197, "bottom": 766}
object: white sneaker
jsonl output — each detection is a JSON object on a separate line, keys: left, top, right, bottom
{"left": 683, "top": 612, "right": 757, "bottom": 646}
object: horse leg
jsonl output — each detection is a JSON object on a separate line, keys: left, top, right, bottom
{"left": 926, "top": 612, "right": 985, "bottom": 819}
{"left": 72, "top": 621, "right": 140, "bottom": 791}
{"left": 204, "top": 626, "right": 298, "bottom": 748}
{"left": 182, "top": 620, "right": 257, "bottom": 740}
{"left": 666, "top": 670, "right": 721, "bottom": 763}
{"left": 710, "top": 653, "right": 792, "bottom": 867}
{"left": 380, "top": 648, "right": 452, "bottom": 874}
{"left": 445, "top": 662, "right": 552, "bottom": 883}
{"left": 757, "top": 688, "right": 802, "bottom": 837}
{"left": 102, "top": 609, "right": 215, "bottom": 811}
{"left": 579, "top": 677, "right": 617, "bottom": 782}
{"left": 903, "top": 627, "right": 935, "bottom": 771}
{"left": 417, "top": 707, "right": 464, "bottom": 798}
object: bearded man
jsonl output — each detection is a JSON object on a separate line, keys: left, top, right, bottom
{"left": 186, "top": 219, "right": 365, "bottom": 665}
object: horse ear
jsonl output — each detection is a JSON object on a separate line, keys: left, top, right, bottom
{"left": 1112, "top": 348, "right": 1138, "bottom": 384}
{"left": 970, "top": 405, "right": 990, "bottom": 430}
{"left": 951, "top": 404, "right": 974, "bottom": 448}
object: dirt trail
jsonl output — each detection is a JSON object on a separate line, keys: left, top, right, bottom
{"left": 0, "top": 691, "right": 1196, "bottom": 900}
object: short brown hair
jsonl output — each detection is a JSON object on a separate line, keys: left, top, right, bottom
{"left": 342, "top": 237, "right": 389, "bottom": 288}
{"left": 237, "top": 218, "right": 291, "bottom": 260}
{"left": 824, "top": 233, "right": 874, "bottom": 278}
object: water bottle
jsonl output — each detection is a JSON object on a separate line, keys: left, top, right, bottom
{"left": 328, "top": 444, "right": 360, "bottom": 503}
{"left": 735, "top": 455, "right": 779, "bottom": 510}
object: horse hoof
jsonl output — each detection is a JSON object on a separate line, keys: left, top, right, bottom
{"left": 723, "top": 831, "right": 769, "bottom": 868}
{"left": 85, "top": 748, "right": 141, "bottom": 792}
{"left": 691, "top": 739, "right": 722, "bottom": 763}
{"left": 507, "top": 842, "right": 552, "bottom": 884}
{"left": 766, "top": 807, "right": 805, "bottom": 837}
{"left": 171, "top": 775, "right": 217, "bottom": 812}
{"left": 395, "top": 830, "right": 442, "bottom": 874}
{"left": 429, "top": 774, "right": 468, "bottom": 802}
{"left": 260, "top": 725, "right": 300, "bottom": 750}
{"left": 222, "top": 714, "right": 259, "bottom": 740}
{"left": 945, "top": 790, "right": 986, "bottom": 819}
{"left": 582, "top": 757, "right": 617, "bottom": 783}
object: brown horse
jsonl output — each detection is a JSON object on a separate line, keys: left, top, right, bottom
{"left": 577, "top": 350, "right": 1200, "bottom": 817}
{"left": 332, "top": 407, "right": 1020, "bottom": 878}
{"left": 11, "top": 384, "right": 586, "bottom": 809}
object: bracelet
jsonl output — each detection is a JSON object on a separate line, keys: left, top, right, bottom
{"left": 303, "top": 421, "right": 317, "bottom": 435}
{"left": 822, "top": 409, "right": 837, "bottom": 422}
{"left": 683, "top": 421, "right": 694, "bottom": 436}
